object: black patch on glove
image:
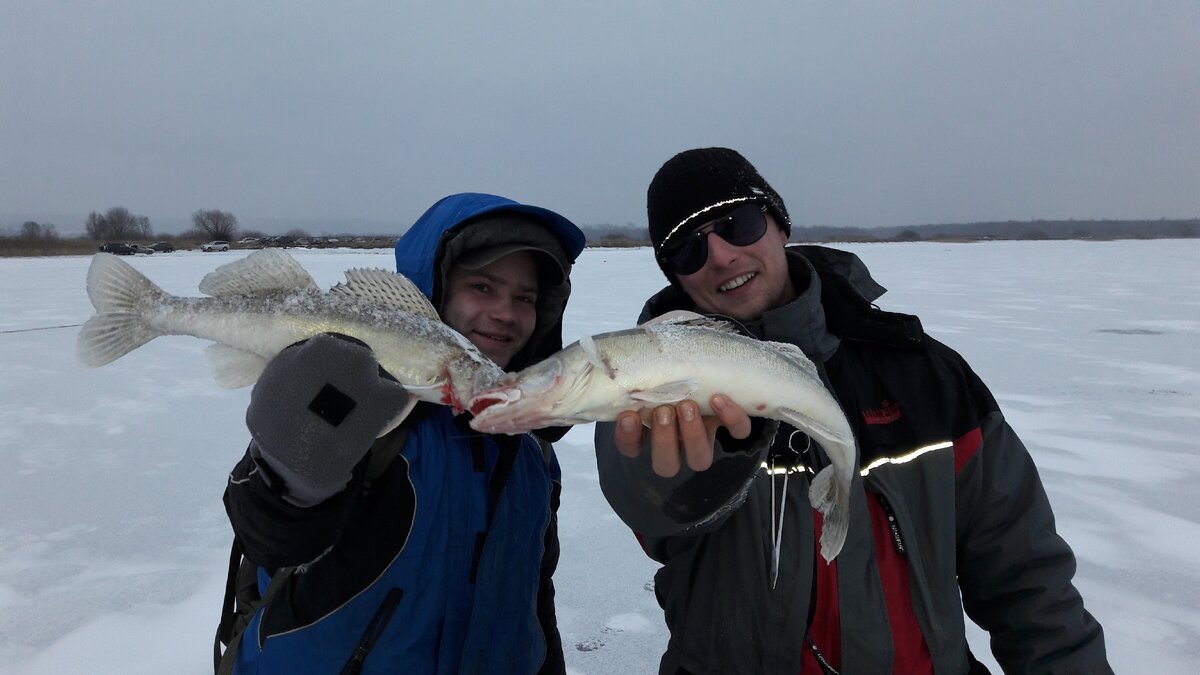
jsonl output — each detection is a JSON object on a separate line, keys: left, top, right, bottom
{"left": 309, "top": 383, "right": 356, "bottom": 427}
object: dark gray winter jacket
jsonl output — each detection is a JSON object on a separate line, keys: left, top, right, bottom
{"left": 596, "top": 246, "right": 1111, "bottom": 674}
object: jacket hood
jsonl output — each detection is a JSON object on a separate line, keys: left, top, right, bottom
{"left": 394, "top": 192, "right": 586, "bottom": 371}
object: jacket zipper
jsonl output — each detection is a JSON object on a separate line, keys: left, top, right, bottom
{"left": 339, "top": 587, "right": 404, "bottom": 675}
{"left": 874, "top": 492, "right": 907, "bottom": 555}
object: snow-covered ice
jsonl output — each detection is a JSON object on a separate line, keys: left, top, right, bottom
{"left": 1, "top": 240, "right": 1197, "bottom": 673}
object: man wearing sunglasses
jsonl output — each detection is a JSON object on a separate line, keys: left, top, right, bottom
{"left": 595, "top": 147, "right": 1111, "bottom": 674}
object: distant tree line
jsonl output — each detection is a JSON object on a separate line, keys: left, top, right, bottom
{"left": 577, "top": 219, "right": 1199, "bottom": 246}
{"left": 72, "top": 206, "right": 242, "bottom": 242}
{"left": 4, "top": 212, "right": 1197, "bottom": 259}
{"left": 792, "top": 218, "right": 1198, "bottom": 243}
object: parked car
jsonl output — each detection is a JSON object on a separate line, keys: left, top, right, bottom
{"left": 99, "top": 242, "right": 134, "bottom": 255}
{"left": 201, "top": 240, "right": 230, "bottom": 252}
{"left": 129, "top": 244, "right": 155, "bottom": 255}
{"left": 150, "top": 241, "right": 175, "bottom": 252}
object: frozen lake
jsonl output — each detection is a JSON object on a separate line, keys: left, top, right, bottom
{"left": 1, "top": 239, "right": 1198, "bottom": 673}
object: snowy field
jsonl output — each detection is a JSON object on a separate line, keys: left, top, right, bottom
{"left": 1, "top": 240, "right": 1198, "bottom": 674}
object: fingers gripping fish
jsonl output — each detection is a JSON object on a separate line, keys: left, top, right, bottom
{"left": 468, "top": 312, "right": 857, "bottom": 562}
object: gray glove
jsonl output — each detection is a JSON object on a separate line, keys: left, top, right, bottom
{"left": 246, "top": 333, "right": 413, "bottom": 507}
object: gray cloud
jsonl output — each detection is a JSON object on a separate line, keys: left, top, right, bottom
{"left": 3, "top": 1, "right": 1198, "bottom": 235}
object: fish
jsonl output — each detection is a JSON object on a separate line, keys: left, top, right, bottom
{"left": 77, "top": 249, "right": 504, "bottom": 428}
{"left": 468, "top": 311, "right": 857, "bottom": 562}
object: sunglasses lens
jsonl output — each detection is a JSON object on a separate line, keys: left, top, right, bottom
{"left": 715, "top": 204, "right": 768, "bottom": 246}
{"left": 661, "top": 203, "right": 769, "bottom": 275}
{"left": 663, "top": 237, "right": 708, "bottom": 275}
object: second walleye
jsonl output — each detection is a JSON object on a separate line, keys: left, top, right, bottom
{"left": 468, "top": 312, "right": 857, "bottom": 563}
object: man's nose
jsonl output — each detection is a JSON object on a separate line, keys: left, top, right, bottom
{"left": 486, "top": 297, "right": 518, "bottom": 322}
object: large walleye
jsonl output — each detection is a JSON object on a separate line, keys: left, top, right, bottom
{"left": 469, "top": 312, "right": 857, "bottom": 562}
{"left": 77, "top": 249, "right": 503, "bottom": 428}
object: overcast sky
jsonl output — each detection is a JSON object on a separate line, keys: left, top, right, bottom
{"left": 3, "top": 2, "right": 1198, "bottom": 235}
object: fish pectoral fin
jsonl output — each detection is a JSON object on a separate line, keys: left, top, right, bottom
{"left": 579, "top": 335, "right": 617, "bottom": 379}
{"left": 629, "top": 379, "right": 698, "bottom": 404}
{"left": 198, "top": 249, "right": 318, "bottom": 297}
{"left": 330, "top": 269, "right": 440, "bottom": 320}
{"left": 206, "top": 344, "right": 269, "bottom": 388}
{"left": 376, "top": 395, "right": 420, "bottom": 438}
{"left": 399, "top": 382, "right": 445, "bottom": 403}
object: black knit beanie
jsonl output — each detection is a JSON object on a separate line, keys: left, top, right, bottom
{"left": 647, "top": 148, "right": 791, "bottom": 279}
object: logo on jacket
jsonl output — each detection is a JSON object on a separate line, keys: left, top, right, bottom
{"left": 862, "top": 400, "right": 902, "bottom": 425}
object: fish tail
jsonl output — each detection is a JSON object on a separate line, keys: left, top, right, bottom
{"left": 809, "top": 464, "right": 849, "bottom": 563}
{"left": 77, "top": 253, "right": 166, "bottom": 367}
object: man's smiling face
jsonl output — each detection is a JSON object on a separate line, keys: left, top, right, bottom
{"left": 442, "top": 250, "right": 539, "bottom": 369}
{"left": 675, "top": 213, "right": 795, "bottom": 322}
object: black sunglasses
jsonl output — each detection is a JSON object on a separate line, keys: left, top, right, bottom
{"left": 657, "top": 203, "right": 770, "bottom": 276}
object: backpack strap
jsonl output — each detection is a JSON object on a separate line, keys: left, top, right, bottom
{"left": 213, "top": 428, "right": 410, "bottom": 674}
{"left": 215, "top": 563, "right": 296, "bottom": 675}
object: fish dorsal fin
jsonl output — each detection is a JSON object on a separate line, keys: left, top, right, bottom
{"left": 629, "top": 379, "right": 698, "bottom": 404}
{"left": 329, "top": 269, "right": 440, "bottom": 319}
{"left": 641, "top": 310, "right": 739, "bottom": 334}
{"left": 199, "top": 249, "right": 318, "bottom": 297}
{"left": 766, "top": 340, "right": 822, "bottom": 381}
{"left": 579, "top": 334, "right": 617, "bottom": 379}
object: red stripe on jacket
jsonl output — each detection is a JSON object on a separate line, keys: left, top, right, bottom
{"left": 805, "top": 499, "right": 935, "bottom": 673}
{"left": 954, "top": 427, "right": 983, "bottom": 474}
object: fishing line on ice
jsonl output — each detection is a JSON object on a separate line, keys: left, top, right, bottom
{"left": 0, "top": 323, "right": 82, "bottom": 334}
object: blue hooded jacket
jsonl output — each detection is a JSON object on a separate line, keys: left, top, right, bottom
{"left": 230, "top": 193, "right": 585, "bottom": 674}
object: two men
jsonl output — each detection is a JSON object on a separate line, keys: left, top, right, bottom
{"left": 596, "top": 147, "right": 1112, "bottom": 674}
{"left": 220, "top": 151, "right": 1111, "bottom": 674}
{"left": 221, "top": 193, "right": 584, "bottom": 673}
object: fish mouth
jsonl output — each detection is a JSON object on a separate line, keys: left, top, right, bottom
{"left": 718, "top": 272, "right": 756, "bottom": 293}
{"left": 467, "top": 386, "right": 522, "bottom": 417}
{"left": 470, "top": 407, "right": 548, "bottom": 435}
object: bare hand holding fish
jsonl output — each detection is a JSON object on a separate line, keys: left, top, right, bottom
{"left": 468, "top": 312, "right": 857, "bottom": 562}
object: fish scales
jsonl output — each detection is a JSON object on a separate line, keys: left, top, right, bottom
{"left": 468, "top": 314, "right": 857, "bottom": 562}
{"left": 77, "top": 249, "right": 502, "bottom": 417}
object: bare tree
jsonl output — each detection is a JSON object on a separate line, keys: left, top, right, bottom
{"left": 85, "top": 207, "right": 151, "bottom": 240}
{"left": 20, "top": 221, "right": 58, "bottom": 239}
{"left": 193, "top": 209, "right": 239, "bottom": 241}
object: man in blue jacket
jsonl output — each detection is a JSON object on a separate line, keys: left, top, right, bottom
{"left": 222, "top": 193, "right": 585, "bottom": 674}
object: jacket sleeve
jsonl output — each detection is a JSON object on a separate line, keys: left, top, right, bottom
{"left": 955, "top": 411, "right": 1112, "bottom": 674}
{"left": 223, "top": 442, "right": 366, "bottom": 570}
{"left": 594, "top": 418, "right": 775, "bottom": 549}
